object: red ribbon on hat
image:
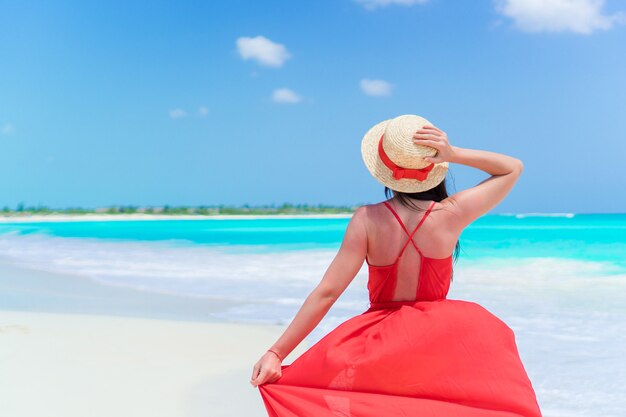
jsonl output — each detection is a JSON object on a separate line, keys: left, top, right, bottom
{"left": 378, "top": 133, "right": 435, "bottom": 181}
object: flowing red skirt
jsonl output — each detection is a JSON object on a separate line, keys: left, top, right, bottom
{"left": 258, "top": 299, "right": 542, "bottom": 417}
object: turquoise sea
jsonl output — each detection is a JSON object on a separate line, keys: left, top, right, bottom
{"left": 1, "top": 212, "right": 625, "bottom": 417}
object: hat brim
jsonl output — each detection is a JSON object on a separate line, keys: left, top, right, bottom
{"left": 361, "top": 119, "right": 449, "bottom": 193}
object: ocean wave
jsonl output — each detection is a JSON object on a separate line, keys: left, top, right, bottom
{"left": 1, "top": 229, "right": 624, "bottom": 417}
{"left": 496, "top": 213, "right": 576, "bottom": 218}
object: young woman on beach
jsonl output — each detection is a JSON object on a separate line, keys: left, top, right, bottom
{"left": 251, "top": 114, "right": 542, "bottom": 417}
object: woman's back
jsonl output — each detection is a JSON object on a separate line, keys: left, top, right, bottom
{"left": 364, "top": 199, "right": 455, "bottom": 306}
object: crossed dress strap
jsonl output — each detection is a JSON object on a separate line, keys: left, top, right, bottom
{"left": 382, "top": 200, "right": 436, "bottom": 261}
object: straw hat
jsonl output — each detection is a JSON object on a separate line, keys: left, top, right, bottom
{"left": 361, "top": 114, "right": 449, "bottom": 193}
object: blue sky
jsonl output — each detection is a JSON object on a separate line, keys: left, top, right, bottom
{"left": 1, "top": 0, "right": 625, "bottom": 213}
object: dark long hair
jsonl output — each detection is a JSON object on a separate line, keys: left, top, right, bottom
{"left": 383, "top": 176, "right": 461, "bottom": 279}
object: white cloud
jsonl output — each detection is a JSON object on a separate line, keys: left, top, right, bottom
{"left": 494, "top": 0, "right": 626, "bottom": 34}
{"left": 1, "top": 122, "right": 15, "bottom": 135}
{"left": 236, "top": 36, "right": 291, "bottom": 67}
{"left": 169, "top": 108, "right": 187, "bottom": 119}
{"left": 355, "top": 0, "right": 429, "bottom": 11}
{"left": 360, "top": 79, "right": 393, "bottom": 97}
{"left": 198, "top": 106, "right": 209, "bottom": 117}
{"left": 272, "top": 88, "right": 302, "bottom": 104}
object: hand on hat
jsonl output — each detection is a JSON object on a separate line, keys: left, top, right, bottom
{"left": 413, "top": 125, "right": 455, "bottom": 164}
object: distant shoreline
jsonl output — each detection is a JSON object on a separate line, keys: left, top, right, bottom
{"left": 0, "top": 213, "right": 354, "bottom": 222}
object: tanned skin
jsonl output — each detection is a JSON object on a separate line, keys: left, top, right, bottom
{"left": 250, "top": 124, "right": 523, "bottom": 387}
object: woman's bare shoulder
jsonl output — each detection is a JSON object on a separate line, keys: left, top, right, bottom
{"left": 352, "top": 201, "right": 391, "bottom": 232}
{"left": 435, "top": 198, "right": 470, "bottom": 232}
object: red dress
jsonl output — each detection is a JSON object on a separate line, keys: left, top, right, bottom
{"left": 259, "top": 201, "right": 542, "bottom": 417}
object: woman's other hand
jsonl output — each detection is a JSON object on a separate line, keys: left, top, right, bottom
{"left": 250, "top": 350, "right": 283, "bottom": 387}
{"left": 413, "top": 125, "right": 456, "bottom": 164}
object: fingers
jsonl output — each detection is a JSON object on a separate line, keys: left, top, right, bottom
{"left": 251, "top": 366, "right": 269, "bottom": 387}
{"left": 413, "top": 135, "right": 442, "bottom": 146}
{"left": 251, "top": 366, "right": 282, "bottom": 387}
{"left": 251, "top": 362, "right": 260, "bottom": 382}
{"left": 414, "top": 140, "right": 442, "bottom": 150}
{"left": 415, "top": 125, "right": 446, "bottom": 141}
{"left": 424, "top": 155, "right": 443, "bottom": 164}
{"left": 413, "top": 133, "right": 441, "bottom": 141}
{"left": 422, "top": 125, "right": 444, "bottom": 134}
{"left": 267, "top": 369, "right": 282, "bottom": 384}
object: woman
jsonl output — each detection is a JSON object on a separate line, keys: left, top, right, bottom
{"left": 251, "top": 114, "right": 542, "bottom": 417}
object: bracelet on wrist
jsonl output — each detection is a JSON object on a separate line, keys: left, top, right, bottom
{"left": 267, "top": 349, "right": 283, "bottom": 361}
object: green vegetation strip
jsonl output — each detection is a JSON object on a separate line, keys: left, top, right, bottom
{"left": 1, "top": 203, "right": 358, "bottom": 216}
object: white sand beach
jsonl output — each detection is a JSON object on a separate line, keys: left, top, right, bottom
{"left": 0, "top": 310, "right": 307, "bottom": 417}
{"left": 0, "top": 256, "right": 309, "bottom": 417}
